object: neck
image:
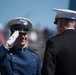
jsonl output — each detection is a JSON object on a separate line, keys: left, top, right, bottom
{"left": 65, "top": 26, "right": 75, "bottom": 30}
{"left": 64, "top": 23, "right": 75, "bottom": 29}
{"left": 13, "top": 44, "right": 25, "bottom": 49}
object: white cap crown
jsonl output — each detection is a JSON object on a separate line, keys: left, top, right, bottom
{"left": 52, "top": 8, "right": 76, "bottom": 20}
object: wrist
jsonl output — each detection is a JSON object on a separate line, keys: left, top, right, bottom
{"left": 3, "top": 42, "right": 10, "bottom": 49}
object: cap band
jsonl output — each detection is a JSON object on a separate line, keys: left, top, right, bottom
{"left": 10, "top": 24, "right": 29, "bottom": 33}
{"left": 11, "top": 24, "right": 29, "bottom": 30}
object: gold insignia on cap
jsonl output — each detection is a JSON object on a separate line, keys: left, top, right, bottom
{"left": 20, "top": 19, "right": 28, "bottom": 25}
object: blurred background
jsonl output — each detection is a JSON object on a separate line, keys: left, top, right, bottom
{"left": 0, "top": 0, "right": 76, "bottom": 64}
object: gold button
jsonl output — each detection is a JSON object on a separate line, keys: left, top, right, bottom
{"left": 14, "top": 63, "right": 17, "bottom": 66}
{"left": 10, "top": 53, "right": 13, "bottom": 55}
{"left": 12, "top": 57, "right": 15, "bottom": 60}
{"left": 33, "top": 59, "right": 35, "bottom": 62}
{"left": 32, "top": 53, "right": 34, "bottom": 56}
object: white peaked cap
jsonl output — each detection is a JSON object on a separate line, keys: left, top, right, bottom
{"left": 52, "top": 8, "right": 76, "bottom": 20}
{"left": 6, "top": 17, "right": 32, "bottom": 29}
{"left": 6, "top": 17, "right": 32, "bottom": 33}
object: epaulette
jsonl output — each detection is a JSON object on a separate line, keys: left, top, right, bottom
{"left": 33, "top": 51, "right": 40, "bottom": 55}
{"left": 50, "top": 34, "right": 61, "bottom": 39}
{"left": 26, "top": 48, "right": 39, "bottom": 55}
{"left": 46, "top": 34, "right": 61, "bottom": 43}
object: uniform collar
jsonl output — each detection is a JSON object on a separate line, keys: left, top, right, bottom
{"left": 10, "top": 46, "right": 25, "bottom": 52}
{"left": 65, "top": 28, "right": 75, "bottom": 30}
{"left": 62, "top": 29, "right": 76, "bottom": 34}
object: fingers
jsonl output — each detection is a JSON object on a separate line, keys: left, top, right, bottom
{"left": 7, "top": 31, "right": 19, "bottom": 45}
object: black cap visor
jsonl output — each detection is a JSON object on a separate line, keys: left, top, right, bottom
{"left": 11, "top": 24, "right": 29, "bottom": 33}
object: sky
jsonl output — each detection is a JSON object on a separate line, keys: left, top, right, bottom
{"left": 0, "top": 0, "right": 69, "bottom": 30}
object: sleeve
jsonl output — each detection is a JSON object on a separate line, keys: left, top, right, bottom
{"left": 36, "top": 55, "right": 41, "bottom": 75}
{"left": 0, "top": 45, "right": 9, "bottom": 62}
{"left": 41, "top": 39, "right": 56, "bottom": 75}
{"left": 0, "top": 45, "right": 9, "bottom": 73}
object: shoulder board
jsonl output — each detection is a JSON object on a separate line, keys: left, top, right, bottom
{"left": 25, "top": 48, "right": 39, "bottom": 55}
{"left": 46, "top": 34, "right": 61, "bottom": 42}
{"left": 31, "top": 50, "right": 40, "bottom": 55}
{"left": 50, "top": 34, "right": 61, "bottom": 39}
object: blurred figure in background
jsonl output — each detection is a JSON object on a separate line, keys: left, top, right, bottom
{"left": 0, "top": 23, "right": 5, "bottom": 45}
{"left": 0, "top": 22, "right": 5, "bottom": 75}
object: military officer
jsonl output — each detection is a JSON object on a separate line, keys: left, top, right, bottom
{"left": 42, "top": 8, "right": 76, "bottom": 75}
{"left": 0, "top": 17, "right": 41, "bottom": 75}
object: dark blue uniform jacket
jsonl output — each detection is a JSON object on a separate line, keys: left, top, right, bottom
{"left": 0, "top": 45, "right": 41, "bottom": 75}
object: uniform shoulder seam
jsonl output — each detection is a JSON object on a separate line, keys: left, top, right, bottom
{"left": 25, "top": 48, "right": 39, "bottom": 55}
